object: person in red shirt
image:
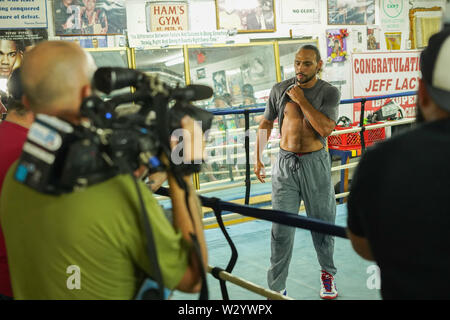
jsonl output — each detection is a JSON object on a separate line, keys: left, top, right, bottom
{"left": 0, "top": 68, "right": 34, "bottom": 299}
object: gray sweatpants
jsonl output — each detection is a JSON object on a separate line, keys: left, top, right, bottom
{"left": 267, "top": 148, "right": 337, "bottom": 291}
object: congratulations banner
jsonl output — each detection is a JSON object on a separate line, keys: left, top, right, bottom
{"left": 351, "top": 51, "right": 421, "bottom": 121}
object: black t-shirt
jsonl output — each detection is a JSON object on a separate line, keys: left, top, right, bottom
{"left": 347, "top": 118, "right": 450, "bottom": 300}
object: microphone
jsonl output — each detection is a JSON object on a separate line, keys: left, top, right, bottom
{"left": 93, "top": 67, "right": 146, "bottom": 94}
{"left": 170, "top": 85, "right": 213, "bottom": 101}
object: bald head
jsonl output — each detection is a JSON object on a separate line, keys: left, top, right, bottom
{"left": 21, "top": 41, "right": 96, "bottom": 122}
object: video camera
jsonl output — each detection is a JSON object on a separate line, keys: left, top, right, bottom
{"left": 14, "top": 67, "right": 214, "bottom": 194}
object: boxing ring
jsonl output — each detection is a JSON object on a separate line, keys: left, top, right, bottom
{"left": 154, "top": 91, "right": 417, "bottom": 300}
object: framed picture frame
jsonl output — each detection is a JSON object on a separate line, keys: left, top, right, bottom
{"left": 367, "top": 27, "right": 381, "bottom": 50}
{"left": 215, "top": 0, "right": 276, "bottom": 33}
{"left": 53, "top": 0, "right": 127, "bottom": 36}
{"left": 212, "top": 70, "right": 228, "bottom": 96}
{"left": 226, "top": 68, "right": 243, "bottom": 96}
{"left": 327, "top": 0, "right": 375, "bottom": 25}
{"left": 196, "top": 68, "right": 206, "bottom": 80}
{"left": 408, "top": 6, "right": 442, "bottom": 49}
{"left": 326, "top": 29, "right": 348, "bottom": 63}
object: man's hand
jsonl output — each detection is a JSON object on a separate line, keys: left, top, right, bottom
{"left": 254, "top": 160, "right": 266, "bottom": 183}
{"left": 254, "top": 118, "right": 274, "bottom": 184}
{"left": 146, "top": 171, "right": 168, "bottom": 192}
{"left": 287, "top": 85, "right": 305, "bottom": 105}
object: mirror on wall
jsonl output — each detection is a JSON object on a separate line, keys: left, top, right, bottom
{"left": 278, "top": 40, "right": 318, "bottom": 81}
{"left": 188, "top": 44, "right": 277, "bottom": 110}
{"left": 86, "top": 49, "right": 131, "bottom": 98}
{"left": 186, "top": 43, "right": 277, "bottom": 187}
{"left": 135, "top": 47, "right": 186, "bottom": 88}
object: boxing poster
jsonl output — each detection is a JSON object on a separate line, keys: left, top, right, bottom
{"left": 53, "top": 0, "right": 127, "bottom": 36}
{"left": 0, "top": 28, "right": 47, "bottom": 80}
{"left": 0, "top": 29, "right": 47, "bottom": 114}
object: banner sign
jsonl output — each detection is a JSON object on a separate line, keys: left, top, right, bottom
{"left": 352, "top": 51, "right": 421, "bottom": 121}
{"left": 146, "top": 1, "right": 188, "bottom": 32}
{"left": 128, "top": 30, "right": 238, "bottom": 47}
{"left": 0, "top": 0, "right": 47, "bottom": 29}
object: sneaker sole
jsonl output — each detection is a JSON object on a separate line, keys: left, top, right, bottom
{"left": 320, "top": 293, "right": 338, "bottom": 300}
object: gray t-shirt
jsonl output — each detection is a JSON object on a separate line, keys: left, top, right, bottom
{"left": 263, "top": 78, "right": 341, "bottom": 146}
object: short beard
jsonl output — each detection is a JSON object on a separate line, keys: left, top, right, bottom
{"left": 296, "top": 67, "right": 318, "bottom": 85}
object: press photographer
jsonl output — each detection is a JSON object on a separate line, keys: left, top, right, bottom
{"left": 0, "top": 41, "right": 209, "bottom": 299}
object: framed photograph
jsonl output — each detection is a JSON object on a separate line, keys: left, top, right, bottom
{"left": 326, "top": 29, "right": 348, "bottom": 63}
{"left": 212, "top": 70, "right": 228, "bottom": 96}
{"left": 240, "top": 63, "right": 251, "bottom": 84}
{"left": 53, "top": 0, "right": 127, "bottom": 36}
{"left": 215, "top": 0, "right": 276, "bottom": 33}
{"left": 384, "top": 32, "right": 402, "bottom": 50}
{"left": 367, "top": 27, "right": 380, "bottom": 50}
{"left": 327, "top": 0, "right": 375, "bottom": 25}
{"left": 408, "top": 6, "right": 442, "bottom": 49}
{"left": 197, "top": 68, "right": 206, "bottom": 80}
{"left": 226, "top": 68, "right": 243, "bottom": 96}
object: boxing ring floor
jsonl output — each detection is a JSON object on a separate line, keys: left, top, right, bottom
{"left": 170, "top": 202, "right": 381, "bottom": 300}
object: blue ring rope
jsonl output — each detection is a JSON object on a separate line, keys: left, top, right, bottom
{"left": 155, "top": 187, "right": 348, "bottom": 239}
{"left": 208, "top": 91, "right": 417, "bottom": 115}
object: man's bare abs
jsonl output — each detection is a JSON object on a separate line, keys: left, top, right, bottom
{"left": 281, "top": 101, "right": 324, "bottom": 153}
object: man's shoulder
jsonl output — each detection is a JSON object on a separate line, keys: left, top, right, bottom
{"left": 317, "top": 79, "right": 340, "bottom": 93}
{"left": 272, "top": 78, "right": 296, "bottom": 93}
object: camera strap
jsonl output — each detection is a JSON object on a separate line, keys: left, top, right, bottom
{"left": 183, "top": 189, "right": 209, "bottom": 300}
{"left": 156, "top": 184, "right": 209, "bottom": 300}
{"left": 131, "top": 174, "right": 166, "bottom": 300}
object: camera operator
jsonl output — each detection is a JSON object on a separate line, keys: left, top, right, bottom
{"left": 0, "top": 41, "right": 207, "bottom": 299}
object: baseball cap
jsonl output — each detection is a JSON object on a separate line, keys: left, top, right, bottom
{"left": 420, "top": 28, "right": 450, "bottom": 112}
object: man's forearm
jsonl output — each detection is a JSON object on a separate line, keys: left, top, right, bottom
{"left": 169, "top": 173, "right": 207, "bottom": 268}
{"left": 256, "top": 121, "right": 273, "bottom": 163}
{"left": 297, "top": 97, "right": 335, "bottom": 137}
